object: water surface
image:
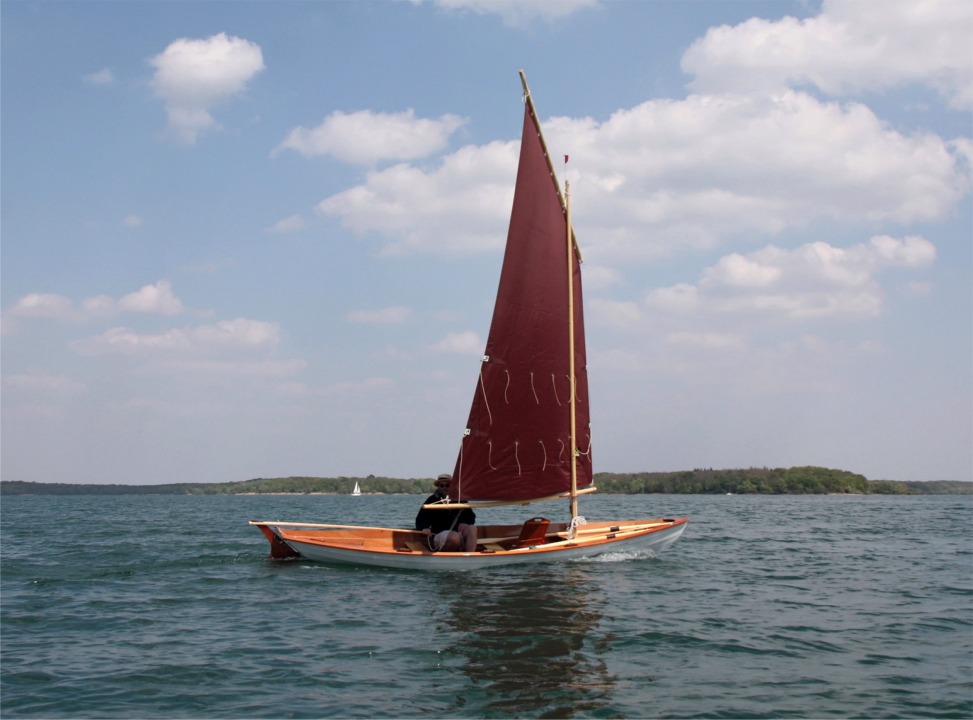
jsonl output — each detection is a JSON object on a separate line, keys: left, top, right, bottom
{"left": 2, "top": 493, "right": 970, "bottom": 718}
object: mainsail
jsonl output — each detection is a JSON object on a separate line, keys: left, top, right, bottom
{"left": 451, "top": 97, "right": 592, "bottom": 503}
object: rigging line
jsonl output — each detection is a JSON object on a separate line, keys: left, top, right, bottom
{"left": 578, "top": 434, "right": 592, "bottom": 457}
{"left": 456, "top": 434, "right": 468, "bottom": 499}
{"left": 551, "top": 374, "right": 562, "bottom": 406}
{"left": 514, "top": 441, "right": 521, "bottom": 476}
{"left": 539, "top": 439, "right": 547, "bottom": 472}
{"left": 487, "top": 440, "right": 497, "bottom": 470}
{"left": 530, "top": 372, "right": 540, "bottom": 404}
{"left": 568, "top": 515, "right": 587, "bottom": 540}
{"left": 557, "top": 439, "right": 566, "bottom": 463}
{"left": 478, "top": 366, "right": 493, "bottom": 426}
{"left": 504, "top": 370, "right": 511, "bottom": 404}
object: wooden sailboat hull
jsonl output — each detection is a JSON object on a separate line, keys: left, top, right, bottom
{"left": 250, "top": 518, "right": 687, "bottom": 570}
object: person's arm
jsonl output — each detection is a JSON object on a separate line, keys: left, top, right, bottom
{"left": 416, "top": 497, "right": 440, "bottom": 533}
{"left": 415, "top": 506, "right": 429, "bottom": 532}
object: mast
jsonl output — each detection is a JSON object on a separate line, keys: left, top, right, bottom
{"left": 519, "top": 70, "right": 581, "bottom": 519}
{"left": 566, "top": 178, "right": 579, "bottom": 520}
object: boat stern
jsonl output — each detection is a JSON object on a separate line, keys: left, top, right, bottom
{"left": 251, "top": 522, "right": 302, "bottom": 559}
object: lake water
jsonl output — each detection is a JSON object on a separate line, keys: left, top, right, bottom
{"left": 2, "top": 493, "right": 970, "bottom": 718}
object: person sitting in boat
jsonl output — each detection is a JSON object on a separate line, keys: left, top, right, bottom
{"left": 415, "top": 474, "right": 477, "bottom": 552}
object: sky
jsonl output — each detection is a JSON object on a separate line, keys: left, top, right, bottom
{"left": 2, "top": 0, "right": 970, "bottom": 486}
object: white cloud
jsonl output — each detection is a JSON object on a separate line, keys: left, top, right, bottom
{"left": 318, "top": 92, "right": 969, "bottom": 261}
{"left": 424, "top": 0, "right": 599, "bottom": 28}
{"left": 319, "top": 140, "right": 517, "bottom": 255}
{"left": 589, "top": 298, "right": 643, "bottom": 330}
{"left": 645, "top": 284, "right": 701, "bottom": 314}
{"left": 345, "top": 306, "right": 412, "bottom": 324}
{"left": 7, "top": 281, "right": 187, "bottom": 323}
{"left": 275, "top": 109, "right": 467, "bottom": 165}
{"left": 190, "top": 317, "right": 279, "bottom": 347}
{"left": 430, "top": 330, "right": 482, "bottom": 355}
{"left": 71, "top": 318, "right": 280, "bottom": 356}
{"left": 265, "top": 214, "right": 305, "bottom": 234}
{"left": 682, "top": 0, "right": 973, "bottom": 109}
{"left": 580, "top": 264, "right": 623, "bottom": 292}
{"left": 117, "top": 280, "right": 185, "bottom": 315}
{"left": 706, "top": 253, "right": 781, "bottom": 288}
{"left": 122, "top": 215, "right": 143, "bottom": 227}
{"left": 83, "top": 68, "right": 115, "bottom": 85}
{"left": 869, "top": 234, "right": 938, "bottom": 266}
{"left": 80, "top": 295, "right": 115, "bottom": 316}
{"left": 683, "top": 234, "right": 938, "bottom": 319}
{"left": 666, "top": 331, "right": 746, "bottom": 350}
{"left": 150, "top": 32, "right": 264, "bottom": 144}
{"left": 8, "top": 293, "right": 74, "bottom": 320}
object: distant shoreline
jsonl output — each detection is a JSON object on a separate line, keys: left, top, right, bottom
{"left": 2, "top": 469, "right": 970, "bottom": 496}
{"left": 233, "top": 492, "right": 413, "bottom": 496}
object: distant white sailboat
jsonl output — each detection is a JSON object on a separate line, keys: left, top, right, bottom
{"left": 352, "top": 482, "right": 361, "bottom": 497}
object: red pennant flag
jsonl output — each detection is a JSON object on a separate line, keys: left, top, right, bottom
{"left": 564, "top": 154, "right": 569, "bottom": 163}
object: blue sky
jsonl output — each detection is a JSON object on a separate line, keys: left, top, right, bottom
{"left": 2, "top": 0, "right": 970, "bottom": 485}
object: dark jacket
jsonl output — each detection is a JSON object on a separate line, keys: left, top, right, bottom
{"left": 415, "top": 493, "right": 476, "bottom": 534}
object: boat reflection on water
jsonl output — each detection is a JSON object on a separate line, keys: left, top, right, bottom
{"left": 436, "top": 564, "right": 616, "bottom": 717}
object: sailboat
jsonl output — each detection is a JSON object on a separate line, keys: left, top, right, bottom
{"left": 351, "top": 481, "right": 361, "bottom": 496}
{"left": 250, "top": 72, "right": 687, "bottom": 569}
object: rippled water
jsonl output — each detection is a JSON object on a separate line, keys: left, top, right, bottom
{"left": 2, "top": 493, "right": 970, "bottom": 718}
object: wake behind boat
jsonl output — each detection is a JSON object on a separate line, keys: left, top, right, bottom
{"left": 250, "top": 71, "right": 688, "bottom": 569}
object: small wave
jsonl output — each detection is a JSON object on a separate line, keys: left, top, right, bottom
{"left": 584, "top": 548, "right": 658, "bottom": 563}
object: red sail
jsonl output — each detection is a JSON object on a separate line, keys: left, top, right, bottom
{"left": 451, "top": 103, "right": 592, "bottom": 502}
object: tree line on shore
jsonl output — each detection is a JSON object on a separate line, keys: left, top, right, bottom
{"left": 1, "top": 466, "right": 969, "bottom": 495}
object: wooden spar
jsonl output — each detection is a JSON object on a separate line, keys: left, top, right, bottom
{"left": 423, "top": 485, "right": 598, "bottom": 510}
{"left": 519, "top": 69, "right": 583, "bottom": 520}
{"left": 248, "top": 520, "right": 415, "bottom": 531}
{"left": 518, "top": 70, "right": 582, "bottom": 262}
{"left": 561, "top": 520, "right": 674, "bottom": 537}
{"left": 566, "top": 178, "right": 579, "bottom": 521}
